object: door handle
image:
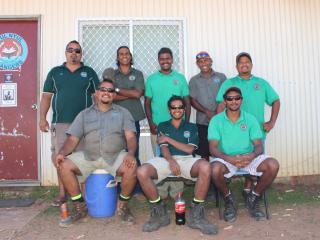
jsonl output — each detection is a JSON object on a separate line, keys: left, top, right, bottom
{"left": 31, "top": 104, "right": 38, "bottom": 110}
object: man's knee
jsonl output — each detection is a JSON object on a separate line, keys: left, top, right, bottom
{"left": 137, "top": 164, "right": 154, "bottom": 180}
{"left": 197, "top": 159, "right": 211, "bottom": 177}
{"left": 211, "top": 162, "right": 225, "bottom": 179}
{"left": 260, "top": 157, "right": 279, "bottom": 174}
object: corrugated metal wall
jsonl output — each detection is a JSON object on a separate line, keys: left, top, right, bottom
{"left": 1, "top": 0, "right": 319, "bottom": 185}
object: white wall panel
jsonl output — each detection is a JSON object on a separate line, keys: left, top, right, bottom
{"left": 1, "top": 0, "right": 319, "bottom": 184}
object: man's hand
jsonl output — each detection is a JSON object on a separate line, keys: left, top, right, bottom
{"left": 168, "top": 159, "right": 181, "bottom": 176}
{"left": 205, "top": 110, "right": 215, "bottom": 121}
{"left": 263, "top": 120, "right": 275, "bottom": 132}
{"left": 39, "top": 119, "right": 50, "bottom": 132}
{"left": 123, "top": 153, "right": 137, "bottom": 169}
{"left": 157, "top": 132, "right": 169, "bottom": 145}
{"left": 54, "top": 154, "right": 65, "bottom": 169}
{"left": 150, "top": 123, "right": 158, "bottom": 135}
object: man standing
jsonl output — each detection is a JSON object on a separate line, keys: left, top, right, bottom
{"left": 216, "top": 52, "right": 280, "bottom": 195}
{"left": 189, "top": 51, "right": 226, "bottom": 160}
{"left": 145, "top": 47, "right": 191, "bottom": 198}
{"left": 209, "top": 87, "right": 279, "bottom": 222}
{"left": 138, "top": 96, "right": 217, "bottom": 235}
{"left": 103, "top": 46, "right": 145, "bottom": 165}
{"left": 39, "top": 40, "right": 99, "bottom": 206}
{"left": 55, "top": 79, "right": 137, "bottom": 227}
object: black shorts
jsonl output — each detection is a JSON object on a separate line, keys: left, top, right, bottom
{"left": 195, "top": 124, "right": 210, "bottom": 159}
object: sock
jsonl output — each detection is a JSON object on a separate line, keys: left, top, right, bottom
{"left": 71, "top": 193, "right": 84, "bottom": 202}
{"left": 149, "top": 196, "right": 161, "bottom": 204}
{"left": 225, "top": 190, "right": 231, "bottom": 198}
{"left": 119, "top": 194, "right": 131, "bottom": 201}
{"left": 252, "top": 190, "right": 260, "bottom": 197}
{"left": 244, "top": 188, "right": 251, "bottom": 193}
{"left": 193, "top": 198, "right": 205, "bottom": 204}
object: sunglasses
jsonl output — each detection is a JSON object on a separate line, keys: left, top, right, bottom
{"left": 196, "top": 52, "right": 210, "bottom": 59}
{"left": 66, "top": 48, "right": 82, "bottom": 54}
{"left": 170, "top": 105, "right": 185, "bottom": 110}
{"left": 225, "top": 96, "right": 243, "bottom": 102}
{"left": 98, "top": 87, "right": 115, "bottom": 93}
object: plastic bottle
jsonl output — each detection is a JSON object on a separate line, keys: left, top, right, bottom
{"left": 60, "top": 202, "right": 69, "bottom": 219}
{"left": 175, "top": 192, "right": 186, "bottom": 225}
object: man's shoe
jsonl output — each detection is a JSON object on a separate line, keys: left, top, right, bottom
{"left": 187, "top": 203, "right": 218, "bottom": 235}
{"left": 59, "top": 201, "right": 87, "bottom": 227}
{"left": 224, "top": 194, "right": 237, "bottom": 223}
{"left": 117, "top": 205, "right": 134, "bottom": 222}
{"left": 242, "top": 189, "right": 250, "bottom": 208}
{"left": 142, "top": 201, "right": 170, "bottom": 232}
{"left": 247, "top": 192, "right": 266, "bottom": 221}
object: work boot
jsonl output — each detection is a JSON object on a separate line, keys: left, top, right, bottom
{"left": 242, "top": 189, "right": 250, "bottom": 208}
{"left": 59, "top": 201, "right": 87, "bottom": 228}
{"left": 247, "top": 192, "right": 266, "bottom": 221}
{"left": 224, "top": 194, "right": 237, "bottom": 223}
{"left": 187, "top": 203, "right": 218, "bottom": 235}
{"left": 142, "top": 201, "right": 170, "bottom": 232}
{"left": 117, "top": 204, "right": 134, "bottom": 222}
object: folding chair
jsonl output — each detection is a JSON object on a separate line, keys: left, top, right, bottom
{"left": 217, "top": 168, "right": 270, "bottom": 220}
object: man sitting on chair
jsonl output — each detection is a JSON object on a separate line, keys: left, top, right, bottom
{"left": 209, "top": 87, "right": 279, "bottom": 222}
{"left": 137, "top": 95, "right": 217, "bottom": 235}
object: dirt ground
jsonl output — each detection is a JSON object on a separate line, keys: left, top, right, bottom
{"left": 2, "top": 201, "right": 319, "bottom": 240}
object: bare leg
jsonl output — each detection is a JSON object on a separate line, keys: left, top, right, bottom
{"left": 190, "top": 159, "right": 211, "bottom": 200}
{"left": 58, "top": 159, "right": 82, "bottom": 197}
{"left": 116, "top": 161, "right": 138, "bottom": 198}
{"left": 211, "top": 162, "right": 229, "bottom": 197}
{"left": 254, "top": 158, "right": 279, "bottom": 194}
{"left": 137, "top": 164, "right": 159, "bottom": 200}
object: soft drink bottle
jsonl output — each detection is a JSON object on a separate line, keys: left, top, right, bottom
{"left": 175, "top": 192, "right": 186, "bottom": 225}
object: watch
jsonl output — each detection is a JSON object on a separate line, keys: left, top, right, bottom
{"left": 115, "top": 87, "right": 120, "bottom": 93}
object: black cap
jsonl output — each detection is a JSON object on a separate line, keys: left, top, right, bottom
{"left": 223, "top": 87, "right": 242, "bottom": 99}
{"left": 236, "top": 52, "right": 252, "bottom": 64}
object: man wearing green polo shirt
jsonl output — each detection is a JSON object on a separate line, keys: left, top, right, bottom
{"left": 216, "top": 52, "right": 280, "bottom": 198}
{"left": 39, "top": 40, "right": 99, "bottom": 206}
{"left": 138, "top": 95, "right": 217, "bottom": 235}
{"left": 209, "top": 87, "right": 279, "bottom": 222}
{"left": 145, "top": 47, "right": 191, "bottom": 199}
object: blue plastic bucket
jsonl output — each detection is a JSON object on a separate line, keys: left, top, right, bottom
{"left": 85, "top": 170, "right": 118, "bottom": 218}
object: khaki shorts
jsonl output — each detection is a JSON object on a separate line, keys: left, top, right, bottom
{"left": 67, "top": 150, "right": 127, "bottom": 181}
{"left": 210, "top": 154, "right": 269, "bottom": 178}
{"left": 146, "top": 155, "right": 200, "bottom": 183}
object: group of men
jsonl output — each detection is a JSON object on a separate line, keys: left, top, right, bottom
{"left": 39, "top": 40, "right": 280, "bottom": 235}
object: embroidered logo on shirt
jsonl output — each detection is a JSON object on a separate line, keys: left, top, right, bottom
{"left": 129, "top": 75, "right": 136, "bottom": 81}
{"left": 183, "top": 131, "right": 191, "bottom": 138}
{"left": 173, "top": 79, "right": 179, "bottom": 85}
{"left": 253, "top": 83, "right": 260, "bottom": 90}
{"left": 80, "top": 72, "right": 87, "bottom": 78}
{"left": 240, "top": 123, "right": 247, "bottom": 131}
{"left": 213, "top": 77, "right": 220, "bottom": 84}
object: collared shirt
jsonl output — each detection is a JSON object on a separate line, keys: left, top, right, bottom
{"left": 67, "top": 104, "right": 136, "bottom": 164}
{"left": 158, "top": 120, "right": 198, "bottom": 156}
{"left": 43, "top": 62, "right": 100, "bottom": 123}
{"left": 189, "top": 70, "right": 226, "bottom": 125}
{"left": 216, "top": 75, "right": 279, "bottom": 138}
{"left": 145, "top": 70, "right": 189, "bottom": 125}
{"left": 114, "top": 68, "right": 146, "bottom": 121}
{"left": 208, "top": 110, "right": 262, "bottom": 155}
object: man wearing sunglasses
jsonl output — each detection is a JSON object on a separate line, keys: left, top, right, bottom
{"left": 138, "top": 95, "right": 217, "bottom": 235}
{"left": 55, "top": 79, "right": 137, "bottom": 227}
{"left": 189, "top": 51, "right": 226, "bottom": 160}
{"left": 209, "top": 87, "right": 279, "bottom": 222}
{"left": 39, "top": 40, "right": 99, "bottom": 207}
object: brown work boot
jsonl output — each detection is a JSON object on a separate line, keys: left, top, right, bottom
{"left": 117, "top": 204, "right": 134, "bottom": 222}
{"left": 59, "top": 201, "right": 87, "bottom": 228}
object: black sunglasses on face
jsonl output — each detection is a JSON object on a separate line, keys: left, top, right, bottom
{"left": 170, "top": 105, "right": 185, "bottom": 110}
{"left": 66, "top": 48, "right": 82, "bottom": 54}
{"left": 98, "top": 87, "right": 115, "bottom": 93}
{"left": 225, "top": 96, "right": 242, "bottom": 102}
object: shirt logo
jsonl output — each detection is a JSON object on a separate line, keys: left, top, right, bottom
{"left": 213, "top": 77, "right": 220, "bottom": 84}
{"left": 129, "top": 75, "right": 136, "bottom": 81}
{"left": 240, "top": 123, "right": 247, "bottom": 131}
{"left": 80, "top": 72, "right": 87, "bottom": 78}
{"left": 173, "top": 79, "right": 179, "bottom": 85}
{"left": 183, "top": 131, "right": 191, "bottom": 138}
{"left": 253, "top": 83, "right": 260, "bottom": 90}
{"left": 0, "top": 33, "right": 28, "bottom": 70}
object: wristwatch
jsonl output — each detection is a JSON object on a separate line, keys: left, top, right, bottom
{"left": 115, "top": 87, "right": 120, "bottom": 93}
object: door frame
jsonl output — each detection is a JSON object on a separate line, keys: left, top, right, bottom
{"left": 0, "top": 15, "right": 41, "bottom": 186}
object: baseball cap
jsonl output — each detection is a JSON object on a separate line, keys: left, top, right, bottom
{"left": 196, "top": 51, "right": 211, "bottom": 60}
{"left": 236, "top": 52, "right": 252, "bottom": 64}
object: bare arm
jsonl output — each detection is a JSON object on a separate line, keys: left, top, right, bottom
{"left": 209, "top": 140, "right": 237, "bottom": 165}
{"left": 123, "top": 130, "right": 137, "bottom": 169}
{"left": 39, "top": 93, "right": 53, "bottom": 132}
{"left": 144, "top": 97, "right": 157, "bottom": 134}
{"left": 216, "top": 102, "right": 225, "bottom": 114}
{"left": 190, "top": 96, "right": 215, "bottom": 121}
{"left": 55, "top": 135, "right": 80, "bottom": 168}
{"left": 157, "top": 132, "right": 196, "bottom": 155}
{"left": 264, "top": 99, "right": 280, "bottom": 132}
{"left": 160, "top": 145, "right": 181, "bottom": 176}
{"left": 184, "top": 96, "right": 191, "bottom": 122}
{"left": 115, "top": 88, "right": 144, "bottom": 99}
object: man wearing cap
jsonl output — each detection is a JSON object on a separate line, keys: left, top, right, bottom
{"left": 145, "top": 47, "right": 191, "bottom": 199}
{"left": 55, "top": 79, "right": 138, "bottom": 227}
{"left": 216, "top": 52, "right": 280, "bottom": 197}
{"left": 209, "top": 87, "right": 279, "bottom": 222}
{"left": 189, "top": 51, "right": 226, "bottom": 160}
{"left": 39, "top": 40, "right": 99, "bottom": 207}
{"left": 102, "top": 46, "right": 145, "bottom": 166}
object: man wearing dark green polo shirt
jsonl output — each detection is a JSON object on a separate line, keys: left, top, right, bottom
{"left": 39, "top": 40, "right": 99, "bottom": 206}
{"left": 137, "top": 96, "right": 217, "bottom": 235}
{"left": 102, "top": 46, "right": 145, "bottom": 166}
{"left": 209, "top": 87, "right": 279, "bottom": 222}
